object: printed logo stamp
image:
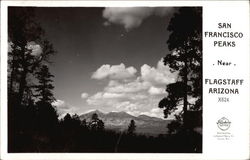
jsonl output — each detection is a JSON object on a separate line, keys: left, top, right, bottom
{"left": 217, "top": 117, "right": 231, "bottom": 131}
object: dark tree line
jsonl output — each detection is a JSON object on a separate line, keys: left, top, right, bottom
{"left": 7, "top": 7, "right": 201, "bottom": 153}
{"left": 8, "top": 7, "right": 59, "bottom": 152}
{"left": 159, "top": 7, "right": 202, "bottom": 135}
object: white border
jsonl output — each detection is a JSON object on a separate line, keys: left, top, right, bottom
{"left": 1, "top": 1, "right": 249, "bottom": 160}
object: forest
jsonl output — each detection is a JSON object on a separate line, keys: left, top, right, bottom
{"left": 8, "top": 7, "right": 202, "bottom": 153}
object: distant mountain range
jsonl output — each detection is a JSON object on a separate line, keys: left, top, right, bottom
{"left": 80, "top": 110, "right": 171, "bottom": 136}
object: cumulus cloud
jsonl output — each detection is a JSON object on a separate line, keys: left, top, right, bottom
{"left": 86, "top": 91, "right": 131, "bottom": 106}
{"left": 102, "top": 7, "right": 174, "bottom": 30}
{"left": 141, "top": 59, "right": 178, "bottom": 86}
{"left": 86, "top": 89, "right": 167, "bottom": 118}
{"left": 8, "top": 41, "right": 42, "bottom": 57}
{"left": 85, "top": 59, "right": 180, "bottom": 119}
{"left": 81, "top": 92, "right": 89, "bottom": 99}
{"left": 52, "top": 99, "right": 66, "bottom": 108}
{"left": 148, "top": 86, "right": 165, "bottom": 95}
{"left": 86, "top": 92, "right": 122, "bottom": 106}
{"left": 26, "top": 41, "right": 42, "bottom": 57}
{"left": 116, "top": 101, "right": 137, "bottom": 111}
{"left": 105, "top": 79, "right": 150, "bottom": 93}
{"left": 91, "top": 63, "right": 137, "bottom": 80}
{"left": 52, "top": 99, "right": 79, "bottom": 118}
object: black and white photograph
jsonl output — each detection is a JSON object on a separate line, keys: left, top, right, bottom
{"left": 7, "top": 6, "right": 203, "bottom": 153}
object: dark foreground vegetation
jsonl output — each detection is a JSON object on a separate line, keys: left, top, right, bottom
{"left": 9, "top": 108, "right": 201, "bottom": 153}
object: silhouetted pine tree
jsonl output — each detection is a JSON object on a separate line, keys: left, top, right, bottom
{"left": 8, "top": 8, "right": 56, "bottom": 152}
{"left": 89, "top": 113, "right": 104, "bottom": 131}
{"left": 8, "top": 8, "right": 56, "bottom": 105}
{"left": 35, "top": 65, "right": 55, "bottom": 103}
{"left": 127, "top": 120, "right": 136, "bottom": 135}
{"left": 35, "top": 65, "right": 58, "bottom": 133}
{"left": 159, "top": 7, "right": 202, "bottom": 127}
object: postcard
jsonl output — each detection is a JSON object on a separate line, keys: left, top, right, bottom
{"left": 1, "top": 1, "right": 249, "bottom": 160}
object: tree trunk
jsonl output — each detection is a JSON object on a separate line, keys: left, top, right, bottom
{"left": 9, "top": 45, "right": 18, "bottom": 95}
{"left": 9, "top": 62, "right": 14, "bottom": 95}
{"left": 17, "top": 67, "right": 27, "bottom": 105}
{"left": 17, "top": 45, "right": 27, "bottom": 105}
{"left": 183, "top": 51, "right": 188, "bottom": 128}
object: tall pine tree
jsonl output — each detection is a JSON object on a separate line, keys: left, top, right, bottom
{"left": 89, "top": 113, "right": 104, "bottom": 131}
{"left": 35, "top": 65, "right": 58, "bottom": 132}
{"left": 159, "top": 7, "right": 202, "bottom": 128}
{"left": 127, "top": 120, "right": 136, "bottom": 135}
{"left": 8, "top": 8, "right": 55, "bottom": 106}
{"left": 35, "top": 65, "right": 55, "bottom": 103}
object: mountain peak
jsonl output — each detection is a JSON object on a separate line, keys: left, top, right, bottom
{"left": 79, "top": 110, "right": 170, "bottom": 136}
{"left": 86, "top": 109, "right": 104, "bottom": 114}
{"left": 82, "top": 110, "right": 106, "bottom": 118}
{"left": 106, "top": 111, "right": 134, "bottom": 118}
{"left": 138, "top": 114, "right": 150, "bottom": 118}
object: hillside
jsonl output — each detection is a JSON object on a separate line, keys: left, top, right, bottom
{"left": 80, "top": 110, "right": 171, "bottom": 136}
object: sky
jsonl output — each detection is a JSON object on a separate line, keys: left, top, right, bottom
{"left": 32, "top": 7, "right": 180, "bottom": 119}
